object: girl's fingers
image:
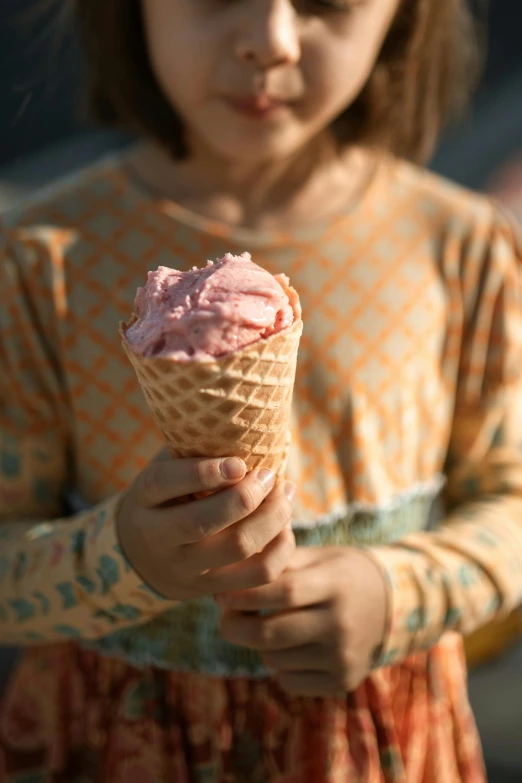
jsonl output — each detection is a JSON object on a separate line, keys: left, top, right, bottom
{"left": 149, "top": 468, "right": 278, "bottom": 544}
{"left": 186, "top": 482, "right": 295, "bottom": 570}
{"left": 276, "top": 672, "right": 344, "bottom": 699}
{"left": 262, "top": 643, "right": 328, "bottom": 673}
{"left": 202, "top": 526, "right": 295, "bottom": 593}
{"left": 215, "top": 557, "right": 331, "bottom": 611}
{"left": 136, "top": 455, "right": 246, "bottom": 506}
{"left": 220, "top": 604, "right": 330, "bottom": 652}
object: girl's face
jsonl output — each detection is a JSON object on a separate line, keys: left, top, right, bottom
{"left": 141, "top": 0, "right": 400, "bottom": 163}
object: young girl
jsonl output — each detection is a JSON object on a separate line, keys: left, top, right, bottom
{"left": 1, "top": 0, "right": 521, "bottom": 780}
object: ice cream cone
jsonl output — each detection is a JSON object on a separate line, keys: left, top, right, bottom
{"left": 120, "top": 287, "right": 302, "bottom": 479}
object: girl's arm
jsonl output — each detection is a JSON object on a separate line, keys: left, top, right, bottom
{"left": 0, "top": 469, "right": 173, "bottom": 644}
{"left": 0, "top": 234, "right": 174, "bottom": 644}
{"left": 369, "top": 208, "right": 522, "bottom": 666}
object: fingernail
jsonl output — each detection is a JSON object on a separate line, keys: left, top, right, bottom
{"left": 220, "top": 457, "right": 245, "bottom": 481}
{"left": 284, "top": 481, "right": 297, "bottom": 502}
{"left": 257, "top": 468, "right": 276, "bottom": 490}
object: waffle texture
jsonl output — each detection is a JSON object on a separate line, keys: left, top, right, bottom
{"left": 120, "top": 282, "right": 302, "bottom": 478}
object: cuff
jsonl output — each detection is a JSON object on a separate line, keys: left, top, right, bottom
{"left": 364, "top": 545, "right": 447, "bottom": 667}
{"left": 84, "top": 494, "right": 175, "bottom": 621}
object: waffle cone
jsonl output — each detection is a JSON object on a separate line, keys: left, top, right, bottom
{"left": 120, "top": 292, "right": 302, "bottom": 478}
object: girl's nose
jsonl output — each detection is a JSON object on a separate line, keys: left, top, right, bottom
{"left": 235, "top": 0, "right": 301, "bottom": 70}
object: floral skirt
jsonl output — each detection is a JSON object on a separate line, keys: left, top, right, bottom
{"left": 0, "top": 633, "right": 485, "bottom": 783}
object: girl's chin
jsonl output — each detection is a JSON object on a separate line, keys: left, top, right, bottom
{"left": 198, "top": 130, "right": 306, "bottom": 165}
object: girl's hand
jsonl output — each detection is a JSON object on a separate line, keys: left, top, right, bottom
{"left": 117, "top": 450, "right": 296, "bottom": 602}
{"left": 218, "top": 546, "right": 388, "bottom": 697}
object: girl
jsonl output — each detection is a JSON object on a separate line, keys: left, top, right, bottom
{"left": 1, "top": 1, "right": 521, "bottom": 781}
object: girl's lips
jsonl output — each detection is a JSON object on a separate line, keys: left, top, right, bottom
{"left": 223, "top": 94, "right": 290, "bottom": 119}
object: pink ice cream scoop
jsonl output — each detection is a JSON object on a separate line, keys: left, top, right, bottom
{"left": 125, "top": 252, "right": 297, "bottom": 361}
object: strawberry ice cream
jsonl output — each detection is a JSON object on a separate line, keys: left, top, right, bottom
{"left": 125, "top": 252, "right": 298, "bottom": 361}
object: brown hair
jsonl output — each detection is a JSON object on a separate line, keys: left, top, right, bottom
{"left": 70, "top": 0, "right": 481, "bottom": 164}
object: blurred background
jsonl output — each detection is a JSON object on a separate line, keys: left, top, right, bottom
{"left": 0, "top": 1, "right": 521, "bottom": 780}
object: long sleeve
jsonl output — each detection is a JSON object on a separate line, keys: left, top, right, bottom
{"left": 369, "top": 207, "right": 522, "bottom": 666}
{"left": 0, "top": 230, "right": 174, "bottom": 644}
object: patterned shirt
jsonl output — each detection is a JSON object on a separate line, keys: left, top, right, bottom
{"left": 1, "top": 152, "right": 522, "bottom": 673}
